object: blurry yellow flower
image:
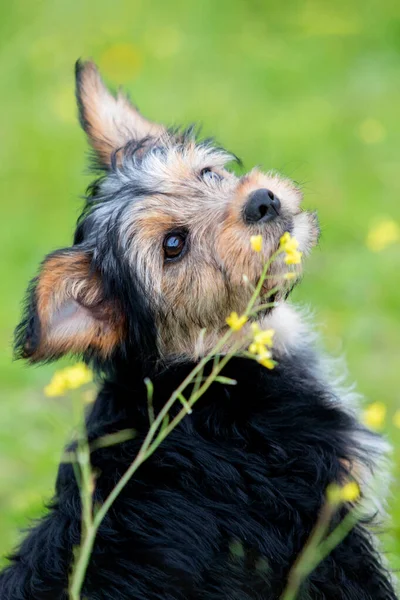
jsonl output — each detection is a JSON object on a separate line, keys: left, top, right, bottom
{"left": 44, "top": 372, "right": 68, "bottom": 397}
{"left": 257, "top": 350, "right": 275, "bottom": 370}
{"left": 250, "top": 324, "right": 275, "bottom": 348}
{"left": 63, "top": 363, "right": 93, "bottom": 389}
{"left": 100, "top": 43, "right": 142, "bottom": 82}
{"left": 250, "top": 235, "right": 263, "bottom": 252}
{"left": 284, "top": 250, "right": 303, "bottom": 265}
{"left": 44, "top": 363, "right": 93, "bottom": 397}
{"left": 226, "top": 312, "right": 248, "bottom": 331}
{"left": 393, "top": 410, "right": 400, "bottom": 429}
{"left": 279, "top": 232, "right": 298, "bottom": 251}
{"left": 283, "top": 272, "right": 297, "bottom": 280}
{"left": 279, "top": 232, "right": 303, "bottom": 265}
{"left": 363, "top": 402, "right": 386, "bottom": 430}
{"left": 341, "top": 482, "right": 361, "bottom": 502}
{"left": 366, "top": 219, "right": 400, "bottom": 252}
{"left": 326, "top": 481, "right": 360, "bottom": 504}
{"left": 249, "top": 342, "right": 262, "bottom": 355}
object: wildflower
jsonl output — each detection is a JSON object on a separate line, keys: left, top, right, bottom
{"left": 362, "top": 402, "right": 386, "bottom": 430}
{"left": 341, "top": 481, "right": 361, "bottom": 502}
{"left": 326, "top": 481, "right": 361, "bottom": 505}
{"left": 44, "top": 363, "right": 93, "bottom": 397}
{"left": 250, "top": 235, "right": 263, "bottom": 253}
{"left": 366, "top": 219, "right": 400, "bottom": 252}
{"left": 250, "top": 323, "right": 275, "bottom": 348}
{"left": 393, "top": 410, "right": 400, "bottom": 429}
{"left": 279, "top": 232, "right": 303, "bottom": 265}
{"left": 284, "top": 251, "right": 302, "bottom": 265}
{"left": 226, "top": 312, "right": 248, "bottom": 331}
{"left": 44, "top": 372, "right": 69, "bottom": 397}
{"left": 257, "top": 349, "right": 275, "bottom": 370}
{"left": 248, "top": 324, "right": 275, "bottom": 369}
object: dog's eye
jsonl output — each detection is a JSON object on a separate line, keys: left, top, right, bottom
{"left": 200, "top": 167, "right": 222, "bottom": 183}
{"left": 163, "top": 232, "right": 187, "bottom": 260}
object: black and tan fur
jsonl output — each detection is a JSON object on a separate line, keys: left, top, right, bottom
{"left": 0, "top": 61, "right": 396, "bottom": 600}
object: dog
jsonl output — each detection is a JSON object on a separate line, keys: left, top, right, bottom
{"left": 0, "top": 60, "right": 397, "bottom": 599}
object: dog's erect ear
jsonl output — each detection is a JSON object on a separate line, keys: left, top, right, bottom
{"left": 75, "top": 60, "right": 165, "bottom": 166}
{"left": 15, "top": 249, "right": 125, "bottom": 362}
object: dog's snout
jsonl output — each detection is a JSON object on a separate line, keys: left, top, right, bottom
{"left": 243, "top": 188, "right": 281, "bottom": 224}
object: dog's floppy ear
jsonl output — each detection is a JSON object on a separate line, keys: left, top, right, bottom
{"left": 75, "top": 60, "right": 165, "bottom": 166}
{"left": 15, "top": 249, "right": 125, "bottom": 362}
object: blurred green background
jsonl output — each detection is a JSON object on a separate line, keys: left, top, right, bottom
{"left": 1, "top": 0, "right": 399, "bottom": 570}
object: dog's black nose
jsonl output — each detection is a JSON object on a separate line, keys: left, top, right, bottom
{"left": 243, "top": 189, "right": 281, "bottom": 224}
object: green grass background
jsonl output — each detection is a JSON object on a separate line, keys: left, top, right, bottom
{"left": 1, "top": 0, "right": 399, "bottom": 570}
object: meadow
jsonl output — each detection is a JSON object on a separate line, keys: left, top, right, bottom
{"left": 0, "top": 0, "right": 399, "bottom": 571}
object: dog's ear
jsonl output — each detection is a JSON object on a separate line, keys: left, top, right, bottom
{"left": 15, "top": 249, "right": 125, "bottom": 362}
{"left": 75, "top": 60, "right": 165, "bottom": 166}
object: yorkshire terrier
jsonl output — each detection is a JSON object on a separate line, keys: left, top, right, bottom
{"left": 0, "top": 61, "right": 396, "bottom": 600}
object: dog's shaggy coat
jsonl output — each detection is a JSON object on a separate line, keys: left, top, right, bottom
{"left": 0, "top": 61, "right": 397, "bottom": 599}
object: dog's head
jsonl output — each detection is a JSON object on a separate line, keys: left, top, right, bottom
{"left": 15, "top": 61, "right": 319, "bottom": 368}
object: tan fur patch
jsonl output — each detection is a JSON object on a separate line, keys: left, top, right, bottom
{"left": 30, "top": 252, "right": 124, "bottom": 360}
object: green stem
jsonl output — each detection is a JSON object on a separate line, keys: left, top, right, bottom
{"left": 281, "top": 504, "right": 359, "bottom": 600}
{"left": 69, "top": 525, "right": 97, "bottom": 600}
{"left": 245, "top": 249, "right": 281, "bottom": 315}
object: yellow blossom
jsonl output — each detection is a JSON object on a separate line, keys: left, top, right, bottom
{"left": 362, "top": 402, "right": 386, "bottom": 430}
{"left": 284, "top": 250, "right": 303, "bottom": 265}
{"left": 249, "top": 342, "right": 265, "bottom": 355}
{"left": 393, "top": 410, "right": 400, "bottom": 429}
{"left": 279, "top": 232, "right": 303, "bottom": 265}
{"left": 250, "top": 235, "right": 263, "bottom": 253}
{"left": 257, "top": 350, "right": 275, "bottom": 370}
{"left": 279, "top": 232, "right": 299, "bottom": 252}
{"left": 44, "top": 363, "right": 93, "bottom": 397}
{"left": 248, "top": 325, "right": 275, "bottom": 369}
{"left": 341, "top": 482, "right": 361, "bottom": 502}
{"left": 226, "top": 312, "right": 248, "bottom": 331}
{"left": 326, "top": 481, "right": 360, "bottom": 504}
{"left": 366, "top": 219, "right": 400, "bottom": 252}
{"left": 44, "top": 372, "right": 68, "bottom": 397}
{"left": 250, "top": 323, "right": 275, "bottom": 348}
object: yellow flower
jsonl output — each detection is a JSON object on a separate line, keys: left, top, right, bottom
{"left": 283, "top": 272, "right": 297, "bottom": 280}
{"left": 279, "top": 232, "right": 298, "bottom": 252}
{"left": 226, "top": 312, "right": 248, "bottom": 331}
{"left": 341, "top": 482, "right": 361, "bottom": 502}
{"left": 63, "top": 363, "right": 93, "bottom": 389}
{"left": 250, "top": 235, "right": 263, "bottom": 253}
{"left": 251, "top": 323, "right": 275, "bottom": 348}
{"left": 248, "top": 324, "right": 275, "bottom": 368}
{"left": 279, "top": 232, "right": 303, "bottom": 265}
{"left": 44, "top": 363, "right": 93, "bottom": 397}
{"left": 366, "top": 219, "right": 400, "bottom": 252}
{"left": 284, "top": 250, "right": 303, "bottom": 265}
{"left": 326, "top": 481, "right": 360, "bottom": 504}
{"left": 393, "top": 410, "right": 400, "bottom": 429}
{"left": 257, "top": 350, "right": 275, "bottom": 370}
{"left": 362, "top": 402, "right": 386, "bottom": 430}
{"left": 44, "top": 372, "right": 68, "bottom": 397}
